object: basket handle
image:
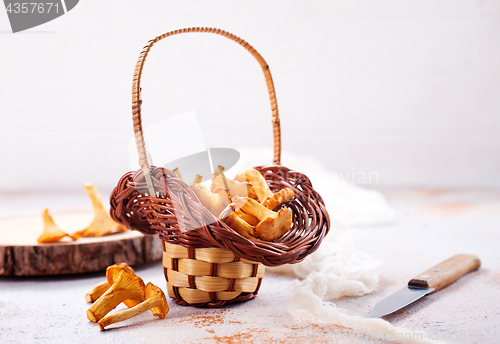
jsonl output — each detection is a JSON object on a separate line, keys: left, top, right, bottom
{"left": 132, "top": 27, "right": 282, "bottom": 177}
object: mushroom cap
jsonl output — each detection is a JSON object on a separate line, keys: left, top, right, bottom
{"left": 106, "top": 263, "right": 144, "bottom": 308}
{"left": 145, "top": 283, "right": 169, "bottom": 319}
{"left": 106, "top": 263, "right": 135, "bottom": 286}
{"left": 210, "top": 173, "right": 249, "bottom": 199}
{"left": 262, "top": 188, "right": 295, "bottom": 210}
{"left": 255, "top": 208, "right": 293, "bottom": 241}
{"left": 237, "top": 197, "right": 276, "bottom": 221}
{"left": 190, "top": 184, "right": 232, "bottom": 218}
{"left": 235, "top": 169, "right": 273, "bottom": 202}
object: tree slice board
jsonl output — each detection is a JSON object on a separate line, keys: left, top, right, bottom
{"left": 0, "top": 211, "right": 163, "bottom": 276}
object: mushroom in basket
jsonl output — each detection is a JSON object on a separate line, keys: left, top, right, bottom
{"left": 185, "top": 167, "right": 295, "bottom": 242}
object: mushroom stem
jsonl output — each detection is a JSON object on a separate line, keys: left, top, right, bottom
{"left": 236, "top": 196, "right": 293, "bottom": 241}
{"left": 193, "top": 174, "right": 203, "bottom": 184}
{"left": 173, "top": 168, "right": 184, "bottom": 181}
{"left": 37, "top": 208, "right": 70, "bottom": 243}
{"left": 98, "top": 283, "right": 169, "bottom": 331}
{"left": 237, "top": 197, "right": 276, "bottom": 221}
{"left": 85, "top": 280, "right": 110, "bottom": 303}
{"left": 235, "top": 210, "right": 260, "bottom": 226}
{"left": 235, "top": 169, "right": 273, "bottom": 202}
{"left": 219, "top": 204, "right": 257, "bottom": 240}
{"left": 217, "top": 165, "right": 233, "bottom": 204}
{"left": 97, "top": 304, "right": 147, "bottom": 330}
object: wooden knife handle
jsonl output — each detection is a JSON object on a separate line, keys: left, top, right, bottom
{"left": 408, "top": 254, "right": 481, "bottom": 293}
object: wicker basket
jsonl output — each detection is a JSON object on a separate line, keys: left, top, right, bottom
{"left": 110, "top": 27, "right": 330, "bottom": 307}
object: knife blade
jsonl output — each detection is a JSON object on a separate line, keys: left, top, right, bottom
{"left": 368, "top": 254, "right": 481, "bottom": 318}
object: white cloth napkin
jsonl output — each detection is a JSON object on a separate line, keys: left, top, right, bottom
{"left": 236, "top": 148, "right": 441, "bottom": 344}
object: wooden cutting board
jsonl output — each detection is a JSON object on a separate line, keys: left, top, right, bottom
{"left": 0, "top": 212, "right": 163, "bottom": 276}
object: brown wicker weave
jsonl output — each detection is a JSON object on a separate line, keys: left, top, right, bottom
{"left": 110, "top": 27, "right": 330, "bottom": 307}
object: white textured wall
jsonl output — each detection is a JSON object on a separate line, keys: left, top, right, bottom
{"left": 1, "top": 0, "right": 499, "bottom": 192}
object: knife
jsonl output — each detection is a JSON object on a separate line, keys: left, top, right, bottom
{"left": 368, "top": 254, "right": 481, "bottom": 318}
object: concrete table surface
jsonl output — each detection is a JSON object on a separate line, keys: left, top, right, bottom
{"left": 0, "top": 189, "right": 499, "bottom": 343}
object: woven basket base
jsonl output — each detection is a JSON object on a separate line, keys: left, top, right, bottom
{"left": 163, "top": 242, "right": 265, "bottom": 307}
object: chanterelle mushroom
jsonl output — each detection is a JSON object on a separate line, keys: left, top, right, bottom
{"left": 86, "top": 264, "right": 145, "bottom": 322}
{"left": 219, "top": 204, "right": 257, "bottom": 240}
{"left": 85, "top": 280, "right": 110, "bottom": 303}
{"left": 193, "top": 174, "right": 203, "bottom": 184}
{"left": 235, "top": 169, "right": 295, "bottom": 210}
{"left": 237, "top": 197, "right": 293, "bottom": 241}
{"left": 261, "top": 188, "right": 295, "bottom": 210}
{"left": 97, "top": 282, "right": 169, "bottom": 331}
{"left": 235, "top": 169, "right": 273, "bottom": 202}
{"left": 85, "top": 263, "right": 135, "bottom": 303}
{"left": 37, "top": 208, "right": 70, "bottom": 243}
{"left": 189, "top": 184, "right": 230, "bottom": 217}
{"left": 71, "top": 183, "right": 127, "bottom": 240}
{"left": 235, "top": 209, "right": 260, "bottom": 226}
{"left": 173, "top": 167, "right": 184, "bottom": 182}
{"left": 210, "top": 167, "right": 250, "bottom": 199}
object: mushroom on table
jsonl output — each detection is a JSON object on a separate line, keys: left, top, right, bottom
{"left": 85, "top": 263, "right": 135, "bottom": 303}
{"left": 86, "top": 264, "right": 145, "bottom": 322}
{"left": 98, "top": 282, "right": 169, "bottom": 331}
